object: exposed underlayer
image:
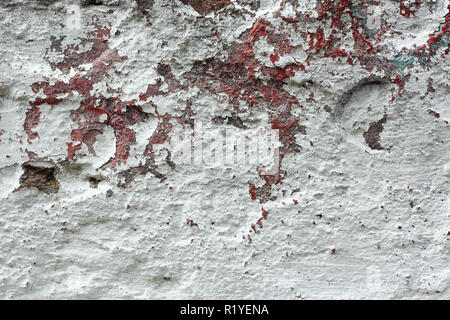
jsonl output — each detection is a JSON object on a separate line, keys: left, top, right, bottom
{"left": 0, "top": 0, "right": 448, "bottom": 299}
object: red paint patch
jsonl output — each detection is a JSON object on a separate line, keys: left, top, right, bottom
{"left": 24, "top": 107, "right": 41, "bottom": 142}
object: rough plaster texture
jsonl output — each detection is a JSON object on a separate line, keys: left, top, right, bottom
{"left": 0, "top": 0, "right": 449, "bottom": 299}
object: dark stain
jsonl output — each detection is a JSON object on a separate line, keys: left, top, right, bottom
{"left": 165, "top": 149, "right": 176, "bottom": 170}
{"left": 186, "top": 219, "right": 199, "bottom": 227}
{"left": 363, "top": 114, "right": 388, "bottom": 150}
{"left": 81, "top": 0, "right": 103, "bottom": 5}
{"left": 212, "top": 115, "right": 247, "bottom": 129}
{"left": 250, "top": 183, "right": 277, "bottom": 204}
{"left": 179, "top": 100, "right": 195, "bottom": 129}
{"left": 135, "top": 0, "right": 155, "bottom": 22}
{"left": 323, "top": 105, "right": 332, "bottom": 113}
{"left": 179, "top": 0, "right": 231, "bottom": 14}
{"left": 117, "top": 158, "right": 166, "bottom": 188}
{"left": 89, "top": 177, "right": 102, "bottom": 188}
{"left": 17, "top": 164, "right": 60, "bottom": 194}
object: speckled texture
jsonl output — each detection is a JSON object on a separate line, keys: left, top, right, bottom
{"left": 0, "top": 0, "right": 449, "bottom": 299}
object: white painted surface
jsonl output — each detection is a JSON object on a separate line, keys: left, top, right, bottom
{"left": 0, "top": 0, "right": 448, "bottom": 299}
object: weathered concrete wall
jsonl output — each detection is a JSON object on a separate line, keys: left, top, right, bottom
{"left": 0, "top": 0, "right": 448, "bottom": 299}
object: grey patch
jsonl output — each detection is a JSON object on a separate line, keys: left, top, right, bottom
{"left": 135, "top": 0, "right": 155, "bottom": 14}
{"left": 212, "top": 116, "right": 225, "bottom": 125}
{"left": 118, "top": 165, "right": 147, "bottom": 188}
{"left": 49, "top": 35, "right": 65, "bottom": 52}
